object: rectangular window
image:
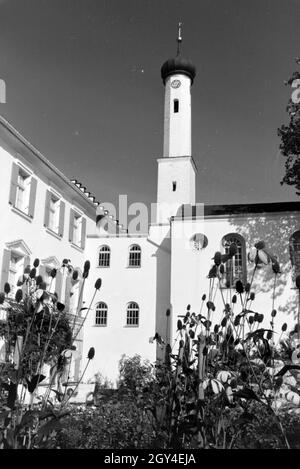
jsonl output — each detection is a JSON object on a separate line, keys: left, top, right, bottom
{"left": 8, "top": 255, "right": 18, "bottom": 294}
{"left": 174, "top": 99, "right": 179, "bottom": 113}
{"left": 69, "top": 209, "right": 86, "bottom": 249}
{"left": 8, "top": 253, "right": 25, "bottom": 295}
{"left": 73, "top": 213, "right": 82, "bottom": 246}
{"left": 16, "top": 172, "right": 29, "bottom": 212}
{"left": 172, "top": 181, "right": 177, "bottom": 192}
{"left": 15, "top": 170, "right": 30, "bottom": 213}
{"left": 44, "top": 190, "right": 65, "bottom": 237}
{"left": 48, "top": 195, "right": 60, "bottom": 233}
{"left": 9, "top": 163, "right": 37, "bottom": 218}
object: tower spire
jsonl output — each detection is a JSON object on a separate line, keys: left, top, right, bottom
{"left": 177, "top": 22, "right": 182, "bottom": 56}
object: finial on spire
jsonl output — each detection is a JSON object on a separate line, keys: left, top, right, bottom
{"left": 177, "top": 22, "right": 182, "bottom": 55}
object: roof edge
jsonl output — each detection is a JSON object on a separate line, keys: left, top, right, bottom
{"left": 0, "top": 114, "right": 96, "bottom": 212}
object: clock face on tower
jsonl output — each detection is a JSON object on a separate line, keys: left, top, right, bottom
{"left": 171, "top": 79, "right": 181, "bottom": 89}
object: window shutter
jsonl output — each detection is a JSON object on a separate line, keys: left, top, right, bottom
{"left": 1, "top": 249, "right": 11, "bottom": 290}
{"left": 44, "top": 190, "right": 51, "bottom": 228}
{"left": 28, "top": 177, "right": 37, "bottom": 218}
{"left": 69, "top": 209, "right": 75, "bottom": 243}
{"left": 55, "top": 269, "right": 63, "bottom": 301}
{"left": 9, "top": 163, "right": 19, "bottom": 206}
{"left": 81, "top": 217, "right": 86, "bottom": 250}
{"left": 58, "top": 201, "right": 65, "bottom": 237}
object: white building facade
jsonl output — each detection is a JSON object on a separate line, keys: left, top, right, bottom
{"left": 82, "top": 41, "right": 300, "bottom": 384}
{"left": 1, "top": 35, "right": 300, "bottom": 387}
{"left": 0, "top": 115, "right": 97, "bottom": 380}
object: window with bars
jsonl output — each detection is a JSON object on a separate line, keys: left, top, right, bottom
{"left": 98, "top": 246, "right": 110, "bottom": 267}
{"left": 222, "top": 233, "right": 246, "bottom": 287}
{"left": 128, "top": 245, "right": 141, "bottom": 267}
{"left": 126, "top": 302, "right": 139, "bottom": 326}
{"left": 289, "top": 231, "right": 300, "bottom": 282}
{"left": 95, "top": 302, "right": 108, "bottom": 326}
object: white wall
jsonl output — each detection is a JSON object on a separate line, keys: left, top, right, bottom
{"left": 156, "top": 156, "right": 196, "bottom": 223}
{"left": 82, "top": 224, "right": 172, "bottom": 385}
{"left": 0, "top": 142, "right": 96, "bottom": 381}
{"left": 0, "top": 146, "right": 95, "bottom": 278}
{"left": 83, "top": 236, "right": 158, "bottom": 385}
{"left": 163, "top": 74, "right": 192, "bottom": 157}
{"left": 170, "top": 212, "right": 300, "bottom": 343}
{"left": 82, "top": 208, "right": 300, "bottom": 385}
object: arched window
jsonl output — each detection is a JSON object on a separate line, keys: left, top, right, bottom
{"left": 128, "top": 245, "right": 141, "bottom": 267}
{"left": 98, "top": 245, "right": 110, "bottom": 267}
{"left": 289, "top": 231, "right": 300, "bottom": 279}
{"left": 95, "top": 302, "right": 108, "bottom": 326}
{"left": 126, "top": 302, "right": 139, "bottom": 327}
{"left": 222, "top": 233, "right": 246, "bottom": 287}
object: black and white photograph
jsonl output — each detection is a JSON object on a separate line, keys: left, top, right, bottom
{"left": 0, "top": 0, "right": 300, "bottom": 454}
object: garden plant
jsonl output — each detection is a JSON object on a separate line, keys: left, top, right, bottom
{"left": 0, "top": 257, "right": 100, "bottom": 449}
{"left": 57, "top": 241, "right": 300, "bottom": 449}
{"left": 1, "top": 241, "right": 300, "bottom": 449}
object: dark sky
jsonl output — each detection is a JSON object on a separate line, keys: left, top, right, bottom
{"left": 0, "top": 0, "right": 299, "bottom": 210}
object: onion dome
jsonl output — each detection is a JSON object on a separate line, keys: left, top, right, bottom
{"left": 161, "top": 55, "right": 196, "bottom": 85}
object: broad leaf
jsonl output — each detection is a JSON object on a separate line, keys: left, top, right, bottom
{"left": 26, "top": 374, "right": 46, "bottom": 393}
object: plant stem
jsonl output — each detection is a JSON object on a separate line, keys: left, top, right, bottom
{"left": 71, "top": 278, "right": 86, "bottom": 333}
{"left": 62, "top": 359, "right": 91, "bottom": 408}
{"left": 72, "top": 288, "right": 98, "bottom": 343}
{"left": 272, "top": 274, "right": 277, "bottom": 313}
{"left": 36, "top": 311, "right": 63, "bottom": 375}
{"left": 197, "top": 334, "right": 206, "bottom": 448}
{"left": 298, "top": 289, "right": 300, "bottom": 343}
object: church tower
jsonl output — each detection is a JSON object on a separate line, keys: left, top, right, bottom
{"left": 156, "top": 24, "right": 197, "bottom": 223}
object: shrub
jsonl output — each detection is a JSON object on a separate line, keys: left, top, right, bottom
{"left": 117, "top": 354, "right": 154, "bottom": 395}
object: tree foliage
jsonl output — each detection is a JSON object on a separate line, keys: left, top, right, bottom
{"left": 118, "top": 354, "right": 154, "bottom": 395}
{"left": 278, "top": 58, "right": 300, "bottom": 195}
